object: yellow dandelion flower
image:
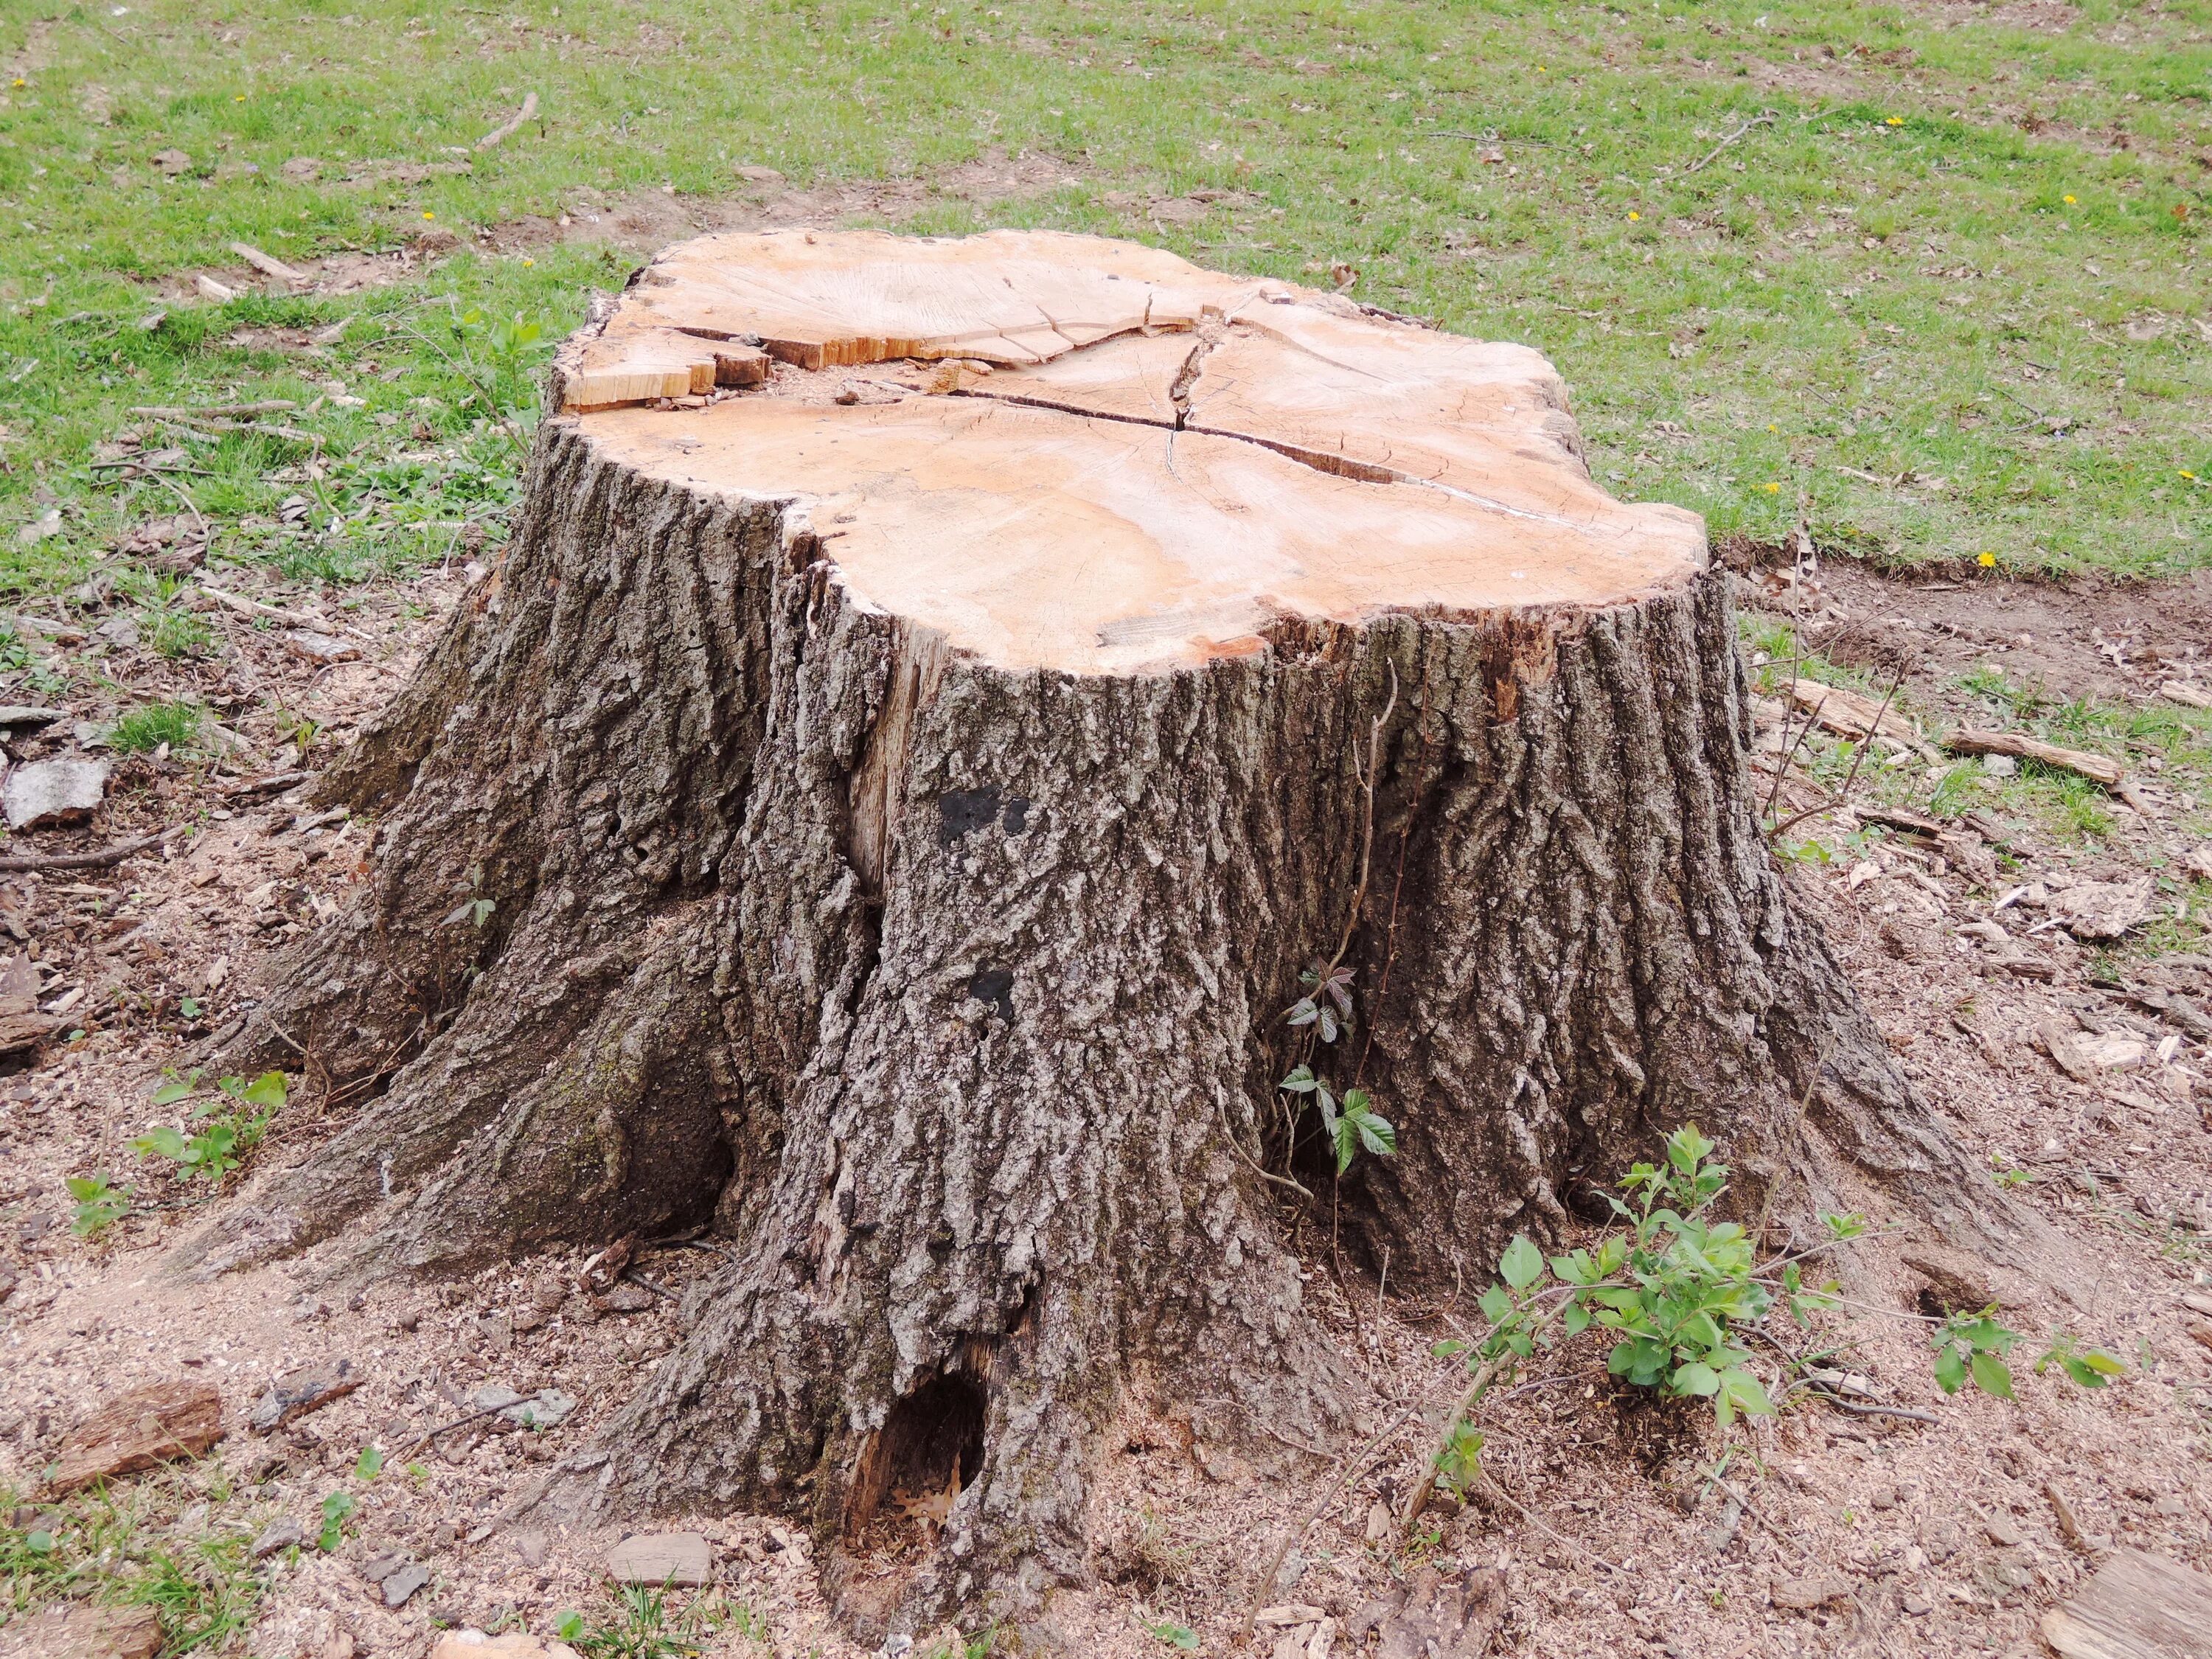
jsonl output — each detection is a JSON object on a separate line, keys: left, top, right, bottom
{"left": 2184, "top": 469, "right": 2200, "bottom": 481}
{"left": 1763, "top": 482, "right": 1782, "bottom": 494}
{"left": 1627, "top": 210, "right": 1641, "bottom": 222}
{"left": 423, "top": 211, "right": 435, "bottom": 220}
{"left": 10, "top": 77, "right": 24, "bottom": 88}
{"left": 1978, "top": 552, "right": 1997, "bottom": 568}
{"left": 2062, "top": 194, "right": 2076, "bottom": 205}
{"left": 1885, "top": 116, "right": 1902, "bottom": 127}
{"left": 234, "top": 94, "right": 246, "bottom": 102}
{"left": 523, "top": 257, "right": 535, "bottom": 267}
{"left": 1765, "top": 422, "right": 1778, "bottom": 433}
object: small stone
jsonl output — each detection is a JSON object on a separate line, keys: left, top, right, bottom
{"left": 47, "top": 1379, "right": 224, "bottom": 1494}
{"left": 285, "top": 629, "right": 361, "bottom": 665}
{"left": 251, "top": 1517, "right": 305, "bottom": 1559}
{"left": 1770, "top": 1573, "right": 1854, "bottom": 1610}
{"left": 1985, "top": 1513, "right": 2024, "bottom": 1548}
{"left": 606, "top": 1531, "right": 712, "bottom": 1587}
{"left": 0, "top": 706, "right": 63, "bottom": 730}
{"left": 594, "top": 1284, "right": 655, "bottom": 1315}
{"left": 3, "top": 758, "right": 112, "bottom": 832}
{"left": 1902, "top": 1591, "right": 1932, "bottom": 1615}
{"left": 251, "top": 1359, "right": 360, "bottom": 1432}
{"left": 380, "top": 1562, "right": 430, "bottom": 1608}
{"left": 427, "top": 1635, "right": 583, "bottom": 1659}
{"left": 512, "top": 1528, "right": 548, "bottom": 1568}
{"left": 16, "top": 509, "right": 63, "bottom": 546}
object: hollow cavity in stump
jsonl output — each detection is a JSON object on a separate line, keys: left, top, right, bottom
{"left": 200, "top": 229, "right": 2005, "bottom": 1636}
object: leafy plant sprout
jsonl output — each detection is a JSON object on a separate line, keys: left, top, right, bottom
{"left": 1248, "top": 1121, "right": 2125, "bottom": 1624}
{"left": 130, "top": 1068, "right": 287, "bottom": 1182}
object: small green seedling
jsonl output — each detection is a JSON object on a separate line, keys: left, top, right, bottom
{"left": 66, "top": 1174, "right": 132, "bottom": 1236}
{"left": 318, "top": 1492, "right": 358, "bottom": 1552}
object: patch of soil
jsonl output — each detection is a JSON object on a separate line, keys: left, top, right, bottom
{"left": 164, "top": 151, "right": 1091, "bottom": 307}
{"left": 1734, "top": 550, "right": 2212, "bottom": 705}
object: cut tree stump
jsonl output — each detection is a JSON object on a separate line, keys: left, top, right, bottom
{"left": 194, "top": 229, "right": 2015, "bottom": 1636}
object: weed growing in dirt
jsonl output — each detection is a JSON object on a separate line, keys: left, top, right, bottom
{"left": 65, "top": 1172, "right": 133, "bottom": 1235}
{"left": 122, "top": 1531, "right": 262, "bottom": 1658}
{"left": 1405, "top": 1125, "right": 2124, "bottom": 1523}
{"left": 553, "top": 1585, "right": 723, "bottom": 1659}
{"left": 129, "top": 1068, "right": 286, "bottom": 1182}
{"left": 105, "top": 700, "right": 204, "bottom": 756}
{"left": 315, "top": 1492, "right": 356, "bottom": 1554}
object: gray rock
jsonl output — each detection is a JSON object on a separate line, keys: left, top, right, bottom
{"left": 0, "top": 706, "right": 63, "bottom": 730}
{"left": 606, "top": 1531, "right": 712, "bottom": 1587}
{"left": 285, "top": 629, "right": 360, "bottom": 665}
{"left": 381, "top": 1562, "right": 430, "bottom": 1608}
{"left": 3, "top": 758, "right": 110, "bottom": 831}
{"left": 472, "top": 1385, "right": 576, "bottom": 1429}
{"left": 251, "top": 1517, "right": 304, "bottom": 1559}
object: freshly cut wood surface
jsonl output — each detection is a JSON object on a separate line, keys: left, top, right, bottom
{"left": 561, "top": 229, "right": 1704, "bottom": 672}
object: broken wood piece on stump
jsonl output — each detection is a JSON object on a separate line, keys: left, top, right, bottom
{"left": 211, "top": 229, "right": 2015, "bottom": 1635}
{"left": 1945, "top": 728, "right": 2125, "bottom": 789}
{"left": 2042, "top": 1547, "right": 2212, "bottom": 1658}
{"left": 47, "top": 1379, "right": 224, "bottom": 1493}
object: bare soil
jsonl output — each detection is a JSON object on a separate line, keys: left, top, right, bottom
{"left": 1, "top": 551, "right": 2208, "bottom": 1659}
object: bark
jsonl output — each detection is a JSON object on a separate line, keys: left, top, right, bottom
{"left": 178, "top": 242, "right": 2022, "bottom": 1638}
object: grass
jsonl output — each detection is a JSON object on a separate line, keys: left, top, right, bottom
{"left": 106, "top": 698, "right": 203, "bottom": 754}
{"left": 1, "top": 1478, "right": 266, "bottom": 1658}
{"left": 0, "top": 0, "right": 2206, "bottom": 612}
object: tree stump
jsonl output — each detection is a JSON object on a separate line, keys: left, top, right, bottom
{"left": 204, "top": 230, "right": 2003, "bottom": 1633}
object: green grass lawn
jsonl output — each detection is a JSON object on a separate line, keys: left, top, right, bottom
{"left": 1, "top": 0, "right": 2208, "bottom": 602}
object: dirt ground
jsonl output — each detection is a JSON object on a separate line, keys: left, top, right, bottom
{"left": 1, "top": 542, "right": 2209, "bottom": 1659}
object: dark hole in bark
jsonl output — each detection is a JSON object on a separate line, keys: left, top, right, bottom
{"left": 938, "top": 787, "right": 1002, "bottom": 845}
{"left": 843, "top": 1373, "right": 988, "bottom": 1539}
{"left": 1915, "top": 1286, "right": 1948, "bottom": 1322}
{"left": 1001, "top": 796, "right": 1031, "bottom": 835}
{"left": 967, "top": 967, "right": 1014, "bottom": 1023}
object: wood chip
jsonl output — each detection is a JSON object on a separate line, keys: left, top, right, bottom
{"left": 2041, "top": 1547, "right": 2212, "bottom": 1658}
{"left": 1770, "top": 1573, "right": 1855, "bottom": 1610}
{"left": 228, "top": 242, "right": 307, "bottom": 283}
{"left": 1944, "top": 728, "right": 2125, "bottom": 788}
{"left": 47, "top": 1379, "right": 224, "bottom": 1494}
{"left": 1784, "top": 678, "right": 1922, "bottom": 748}
{"left": 2158, "top": 681, "right": 2211, "bottom": 712}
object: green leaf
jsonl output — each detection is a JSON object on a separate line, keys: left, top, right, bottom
{"left": 150, "top": 1081, "right": 193, "bottom": 1106}
{"left": 1279, "top": 1065, "right": 1317, "bottom": 1095}
{"left": 553, "top": 1615, "right": 585, "bottom": 1644}
{"left": 1562, "top": 1302, "right": 1590, "bottom": 1337}
{"left": 65, "top": 1176, "right": 104, "bottom": 1201}
{"left": 1933, "top": 1345, "right": 1966, "bottom": 1395}
{"left": 355, "top": 1444, "right": 384, "bottom": 1481}
{"left": 1333, "top": 1115, "right": 1358, "bottom": 1176}
{"left": 25, "top": 1529, "right": 53, "bottom": 1554}
{"left": 1498, "top": 1234, "right": 1545, "bottom": 1292}
{"left": 1671, "top": 1361, "right": 1720, "bottom": 1397}
{"left": 1969, "top": 1350, "right": 2015, "bottom": 1400}
{"left": 1477, "top": 1284, "right": 1512, "bottom": 1325}
{"left": 240, "top": 1071, "right": 288, "bottom": 1110}
{"left": 1719, "top": 1369, "right": 1775, "bottom": 1418}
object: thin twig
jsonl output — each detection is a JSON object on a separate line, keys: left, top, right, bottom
{"left": 0, "top": 825, "right": 181, "bottom": 874}
{"left": 1217, "top": 1096, "right": 1314, "bottom": 1199}
{"left": 1326, "top": 661, "right": 1399, "bottom": 975}
{"left": 1685, "top": 111, "right": 1777, "bottom": 175}
{"left": 475, "top": 90, "right": 538, "bottom": 151}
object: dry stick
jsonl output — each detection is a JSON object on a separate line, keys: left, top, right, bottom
{"left": 128, "top": 400, "right": 297, "bottom": 419}
{"left": 1684, "top": 110, "right": 1778, "bottom": 174}
{"left": 476, "top": 91, "right": 539, "bottom": 151}
{"left": 1325, "top": 660, "right": 1400, "bottom": 977}
{"left": 139, "top": 468, "right": 209, "bottom": 538}
{"left": 1764, "top": 661, "right": 1908, "bottom": 841}
{"left": 0, "top": 825, "right": 180, "bottom": 874}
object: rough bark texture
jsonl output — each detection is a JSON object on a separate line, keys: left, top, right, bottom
{"left": 183, "top": 264, "right": 2010, "bottom": 1637}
